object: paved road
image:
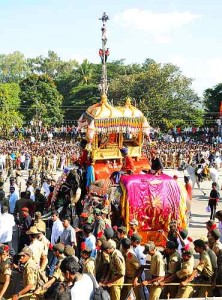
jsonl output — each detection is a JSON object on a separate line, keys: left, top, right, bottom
{"left": 164, "top": 168, "right": 222, "bottom": 241}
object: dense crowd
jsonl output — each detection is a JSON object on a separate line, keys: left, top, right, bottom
{"left": 1, "top": 137, "right": 222, "bottom": 300}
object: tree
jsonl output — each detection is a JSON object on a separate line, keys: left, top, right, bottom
{"left": 19, "top": 74, "right": 63, "bottom": 125}
{"left": 203, "top": 83, "right": 222, "bottom": 124}
{"left": 109, "top": 61, "right": 204, "bottom": 129}
{"left": 27, "top": 50, "right": 78, "bottom": 79}
{"left": 0, "top": 51, "right": 30, "bottom": 83}
{"left": 0, "top": 83, "right": 23, "bottom": 135}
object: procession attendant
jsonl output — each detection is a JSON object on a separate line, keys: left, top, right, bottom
{"left": 100, "top": 241, "right": 125, "bottom": 300}
{"left": 150, "top": 149, "right": 163, "bottom": 175}
{"left": 120, "top": 147, "right": 134, "bottom": 174}
{"left": 78, "top": 139, "right": 89, "bottom": 168}
{"left": 121, "top": 238, "right": 141, "bottom": 300}
{"left": 12, "top": 247, "right": 38, "bottom": 300}
{"left": 209, "top": 182, "right": 220, "bottom": 220}
{"left": 135, "top": 242, "right": 165, "bottom": 300}
{"left": 182, "top": 239, "right": 214, "bottom": 297}
{"left": 162, "top": 245, "right": 195, "bottom": 299}
{"left": 160, "top": 241, "right": 181, "bottom": 299}
{"left": 0, "top": 245, "right": 12, "bottom": 300}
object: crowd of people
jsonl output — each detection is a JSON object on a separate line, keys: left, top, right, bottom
{"left": 1, "top": 136, "right": 222, "bottom": 299}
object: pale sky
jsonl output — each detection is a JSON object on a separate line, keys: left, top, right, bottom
{"left": 0, "top": 0, "right": 222, "bottom": 97}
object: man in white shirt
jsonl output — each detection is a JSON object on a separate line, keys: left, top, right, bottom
{"left": 51, "top": 210, "right": 63, "bottom": 245}
{"left": 60, "top": 256, "right": 94, "bottom": 300}
{"left": 0, "top": 206, "right": 15, "bottom": 256}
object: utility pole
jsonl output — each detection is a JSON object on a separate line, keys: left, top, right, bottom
{"left": 98, "top": 12, "right": 109, "bottom": 96}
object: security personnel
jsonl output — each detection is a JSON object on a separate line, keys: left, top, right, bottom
{"left": 208, "top": 229, "right": 222, "bottom": 296}
{"left": 136, "top": 242, "right": 165, "bottom": 300}
{"left": 131, "top": 233, "right": 149, "bottom": 300}
{"left": 121, "top": 238, "right": 141, "bottom": 299}
{"left": 80, "top": 247, "right": 95, "bottom": 276}
{"left": 12, "top": 246, "right": 38, "bottom": 300}
{"left": 26, "top": 226, "right": 45, "bottom": 269}
{"left": 0, "top": 245, "right": 12, "bottom": 299}
{"left": 100, "top": 241, "right": 125, "bottom": 300}
{"left": 160, "top": 241, "right": 181, "bottom": 298}
{"left": 161, "top": 245, "right": 195, "bottom": 298}
{"left": 182, "top": 239, "right": 214, "bottom": 297}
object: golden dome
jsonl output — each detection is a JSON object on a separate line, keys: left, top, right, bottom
{"left": 117, "top": 97, "right": 144, "bottom": 118}
{"left": 86, "top": 94, "right": 122, "bottom": 119}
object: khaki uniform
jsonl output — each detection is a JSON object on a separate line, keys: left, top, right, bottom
{"left": 95, "top": 251, "right": 110, "bottom": 282}
{"left": 162, "top": 251, "right": 181, "bottom": 299}
{"left": 109, "top": 249, "right": 125, "bottom": 300}
{"left": 0, "top": 258, "right": 12, "bottom": 297}
{"left": 175, "top": 256, "right": 194, "bottom": 298}
{"left": 149, "top": 251, "right": 165, "bottom": 300}
{"left": 195, "top": 251, "right": 214, "bottom": 297}
{"left": 121, "top": 250, "right": 141, "bottom": 300}
{"left": 34, "top": 220, "right": 46, "bottom": 234}
{"left": 52, "top": 255, "right": 65, "bottom": 282}
{"left": 23, "top": 258, "right": 38, "bottom": 300}
{"left": 82, "top": 257, "right": 95, "bottom": 276}
{"left": 29, "top": 239, "right": 44, "bottom": 267}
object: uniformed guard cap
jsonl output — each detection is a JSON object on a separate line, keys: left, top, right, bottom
{"left": 35, "top": 211, "right": 42, "bottom": 217}
{"left": 121, "top": 238, "right": 131, "bottom": 249}
{"left": 166, "top": 241, "right": 177, "bottom": 249}
{"left": 104, "top": 227, "right": 114, "bottom": 239}
{"left": 131, "top": 233, "right": 142, "bottom": 242}
{"left": 19, "top": 246, "right": 33, "bottom": 257}
{"left": 193, "top": 239, "right": 206, "bottom": 249}
{"left": 100, "top": 241, "right": 112, "bottom": 251}
{"left": 64, "top": 245, "right": 75, "bottom": 257}
{"left": 182, "top": 245, "right": 193, "bottom": 256}
{"left": 143, "top": 242, "right": 156, "bottom": 254}
{"left": 117, "top": 226, "right": 127, "bottom": 234}
{"left": 210, "top": 229, "right": 221, "bottom": 240}
{"left": 53, "top": 243, "right": 65, "bottom": 253}
{"left": 26, "top": 226, "right": 41, "bottom": 235}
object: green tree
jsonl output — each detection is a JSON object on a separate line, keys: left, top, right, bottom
{"left": 0, "top": 83, "right": 23, "bottom": 135}
{"left": 109, "top": 61, "right": 204, "bottom": 129}
{"left": 19, "top": 74, "right": 63, "bottom": 125}
{"left": 27, "top": 50, "right": 78, "bottom": 79}
{"left": 0, "top": 51, "right": 30, "bottom": 83}
{"left": 203, "top": 83, "right": 222, "bottom": 124}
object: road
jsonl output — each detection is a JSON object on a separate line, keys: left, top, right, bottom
{"left": 164, "top": 168, "right": 222, "bottom": 241}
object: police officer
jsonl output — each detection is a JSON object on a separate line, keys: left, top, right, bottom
{"left": 135, "top": 242, "right": 165, "bottom": 300}
{"left": 12, "top": 246, "right": 38, "bottom": 300}
{"left": 160, "top": 241, "right": 181, "bottom": 298}
{"left": 160, "top": 245, "right": 195, "bottom": 298}
{"left": 181, "top": 239, "right": 214, "bottom": 297}
{"left": 0, "top": 245, "right": 11, "bottom": 299}
{"left": 100, "top": 241, "right": 125, "bottom": 300}
{"left": 208, "top": 229, "right": 222, "bottom": 296}
{"left": 121, "top": 238, "right": 141, "bottom": 299}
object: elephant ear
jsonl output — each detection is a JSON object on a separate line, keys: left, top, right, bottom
{"left": 70, "top": 187, "right": 82, "bottom": 204}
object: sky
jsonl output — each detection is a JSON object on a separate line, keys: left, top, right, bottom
{"left": 0, "top": 0, "right": 222, "bottom": 97}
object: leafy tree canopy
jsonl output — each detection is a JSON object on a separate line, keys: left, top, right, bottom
{"left": 19, "top": 74, "right": 63, "bottom": 125}
{"left": 0, "top": 83, "right": 23, "bottom": 133}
